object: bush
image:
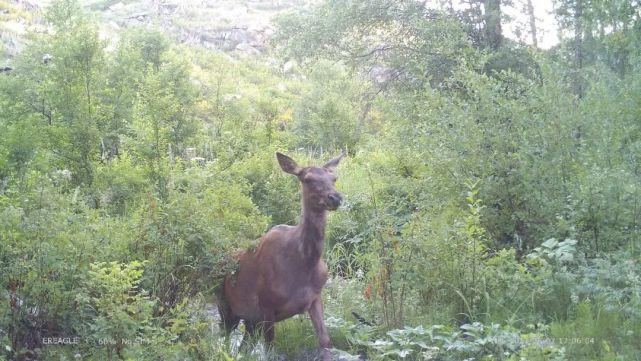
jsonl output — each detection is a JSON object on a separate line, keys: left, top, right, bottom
{"left": 74, "top": 261, "right": 164, "bottom": 359}
{"left": 130, "top": 165, "right": 268, "bottom": 311}
{"left": 293, "top": 60, "right": 365, "bottom": 151}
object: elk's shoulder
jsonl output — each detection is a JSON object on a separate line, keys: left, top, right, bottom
{"left": 264, "top": 224, "right": 296, "bottom": 238}
{"left": 260, "top": 224, "right": 296, "bottom": 248}
{"left": 271, "top": 224, "right": 296, "bottom": 232}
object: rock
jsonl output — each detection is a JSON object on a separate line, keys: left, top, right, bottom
{"left": 235, "top": 42, "right": 261, "bottom": 56}
{"left": 263, "top": 24, "right": 276, "bottom": 37}
{"left": 1, "top": 34, "right": 22, "bottom": 57}
{"left": 190, "top": 157, "right": 206, "bottom": 166}
{"left": 283, "top": 59, "right": 297, "bottom": 74}
{"left": 160, "top": 2, "right": 178, "bottom": 14}
{"left": 183, "top": 147, "right": 196, "bottom": 158}
{"left": 108, "top": 21, "right": 121, "bottom": 30}
{"left": 223, "top": 94, "right": 242, "bottom": 102}
{"left": 205, "top": 23, "right": 276, "bottom": 53}
{"left": 205, "top": 303, "right": 221, "bottom": 335}
{"left": 4, "top": 21, "right": 26, "bottom": 35}
{"left": 100, "top": 188, "right": 114, "bottom": 206}
{"left": 29, "top": 23, "right": 50, "bottom": 36}
{"left": 51, "top": 169, "right": 72, "bottom": 186}
{"left": 109, "top": 2, "right": 126, "bottom": 12}
{"left": 369, "top": 65, "right": 395, "bottom": 85}
{"left": 190, "top": 78, "right": 203, "bottom": 89}
{"left": 267, "top": 57, "right": 279, "bottom": 67}
{"left": 42, "top": 53, "right": 53, "bottom": 64}
{"left": 218, "top": 27, "right": 252, "bottom": 51}
{"left": 55, "top": 169, "right": 72, "bottom": 181}
{"left": 16, "top": 1, "right": 40, "bottom": 12}
{"left": 219, "top": 5, "right": 249, "bottom": 22}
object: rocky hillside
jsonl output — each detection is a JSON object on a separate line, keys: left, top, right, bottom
{"left": 89, "top": 0, "right": 316, "bottom": 55}
{"left": 1, "top": 0, "right": 314, "bottom": 64}
{"left": 0, "top": 0, "right": 47, "bottom": 61}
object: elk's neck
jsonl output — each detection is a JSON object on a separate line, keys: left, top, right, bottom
{"left": 297, "top": 198, "right": 327, "bottom": 262}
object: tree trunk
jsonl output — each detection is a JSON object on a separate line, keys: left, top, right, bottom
{"left": 573, "top": 0, "right": 583, "bottom": 98}
{"left": 484, "top": 0, "right": 502, "bottom": 50}
{"left": 526, "top": 0, "right": 538, "bottom": 48}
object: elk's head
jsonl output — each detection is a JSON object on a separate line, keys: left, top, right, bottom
{"left": 277, "top": 152, "right": 344, "bottom": 211}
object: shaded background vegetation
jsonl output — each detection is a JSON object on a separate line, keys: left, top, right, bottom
{"left": 1, "top": 0, "right": 641, "bottom": 360}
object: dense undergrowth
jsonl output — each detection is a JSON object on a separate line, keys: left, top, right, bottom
{"left": 1, "top": 0, "right": 641, "bottom": 360}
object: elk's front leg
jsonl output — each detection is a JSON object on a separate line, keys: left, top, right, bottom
{"left": 308, "top": 297, "right": 331, "bottom": 349}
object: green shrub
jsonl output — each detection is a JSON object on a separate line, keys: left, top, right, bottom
{"left": 74, "top": 261, "right": 164, "bottom": 359}
{"left": 293, "top": 60, "right": 365, "bottom": 151}
{"left": 130, "top": 165, "right": 268, "bottom": 311}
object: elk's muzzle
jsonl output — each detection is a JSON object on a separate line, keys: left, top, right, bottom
{"left": 327, "top": 193, "right": 343, "bottom": 209}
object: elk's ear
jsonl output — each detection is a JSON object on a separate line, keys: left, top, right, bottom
{"left": 276, "top": 152, "right": 302, "bottom": 176}
{"left": 323, "top": 151, "right": 345, "bottom": 173}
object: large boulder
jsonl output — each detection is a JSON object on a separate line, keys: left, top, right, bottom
{"left": 235, "top": 42, "right": 261, "bottom": 56}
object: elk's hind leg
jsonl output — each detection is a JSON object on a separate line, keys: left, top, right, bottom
{"left": 255, "top": 313, "right": 276, "bottom": 344}
{"left": 221, "top": 311, "right": 240, "bottom": 333}
{"left": 240, "top": 320, "right": 258, "bottom": 351}
{"left": 215, "top": 291, "right": 240, "bottom": 333}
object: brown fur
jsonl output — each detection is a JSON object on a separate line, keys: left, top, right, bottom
{"left": 217, "top": 152, "right": 344, "bottom": 356}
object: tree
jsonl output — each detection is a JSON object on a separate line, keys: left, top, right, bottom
{"left": 17, "top": 0, "right": 107, "bottom": 187}
{"left": 130, "top": 50, "right": 198, "bottom": 198}
{"left": 526, "top": 0, "right": 539, "bottom": 48}
{"left": 484, "top": 0, "right": 504, "bottom": 50}
{"left": 99, "top": 30, "right": 171, "bottom": 162}
{"left": 555, "top": 0, "right": 641, "bottom": 81}
{"left": 293, "top": 61, "right": 364, "bottom": 151}
{"left": 275, "top": 0, "right": 473, "bottom": 89}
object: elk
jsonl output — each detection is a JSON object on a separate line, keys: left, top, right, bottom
{"left": 216, "top": 151, "right": 345, "bottom": 358}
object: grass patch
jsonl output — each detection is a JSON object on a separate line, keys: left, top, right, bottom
{"left": 550, "top": 300, "right": 634, "bottom": 360}
{"left": 273, "top": 315, "right": 353, "bottom": 359}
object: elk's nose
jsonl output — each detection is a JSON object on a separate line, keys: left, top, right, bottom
{"left": 328, "top": 193, "right": 342, "bottom": 208}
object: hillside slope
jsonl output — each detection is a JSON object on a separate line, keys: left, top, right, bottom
{"left": 1, "top": 0, "right": 313, "bottom": 64}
